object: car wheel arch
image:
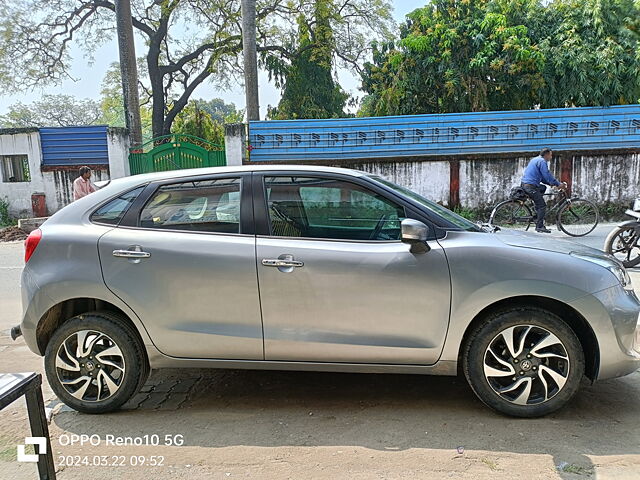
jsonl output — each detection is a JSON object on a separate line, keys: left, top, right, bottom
{"left": 35, "top": 298, "right": 150, "bottom": 359}
{"left": 457, "top": 295, "right": 599, "bottom": 381}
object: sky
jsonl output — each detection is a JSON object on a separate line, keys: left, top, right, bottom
{"left": 0, "top": 0, "right": 425, "bottom": 119}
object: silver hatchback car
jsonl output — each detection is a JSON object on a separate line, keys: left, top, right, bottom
{"left": 15, "top": 165, "right": 640, "bottom": 417}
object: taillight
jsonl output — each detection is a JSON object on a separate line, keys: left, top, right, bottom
{"left": 24, "top": 228, "right": 42, "bottom": 263}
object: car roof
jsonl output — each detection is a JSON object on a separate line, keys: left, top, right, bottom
{"left": 136, "top": 164, "right": 366, "bottom": 182}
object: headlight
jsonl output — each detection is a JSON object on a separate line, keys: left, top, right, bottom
{"left": 570, "top": 252, "right": 633, "bottom": 290}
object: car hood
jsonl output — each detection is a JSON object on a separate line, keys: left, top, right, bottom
{"left": 493, "top": 229, "right": 608, "bottom": 258}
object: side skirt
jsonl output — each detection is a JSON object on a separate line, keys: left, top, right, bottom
{"left": 146, "top": 346, "right": 457, "bottom": 376}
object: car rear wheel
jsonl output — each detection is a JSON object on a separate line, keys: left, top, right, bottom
{"left": 44, "top": 311, "right": 148, "bottom": 414}
{"left": 463, "top": 307, "right": 584, "bottom": 417}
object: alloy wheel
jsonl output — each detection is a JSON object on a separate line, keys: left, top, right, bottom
{"left": 55, "top": 330, "right": 126, "bottom": 402}
{"left": 483, "top": 325, "right": 570, "bottom": 406}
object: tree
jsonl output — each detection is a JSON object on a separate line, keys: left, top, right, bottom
{"left": 0, "top": 94, "right": 102, "bottom": 127}
{"left": 1, "top": 0, "right": 394, "bottom": 138}
{"left": 269, "top": 0, "right": 349, "bottom": 119}
{"left": 172, "top": 101, "right": 224, "bottom": 144}
{"left": 114, "top": 0, "right": 143, "bottom": 144}
{"left": 241, "top": 0, "right": 260, "bottom": 120}
{"left": 535, "top": 0, "right": 640, "bottom": 107}
{"left": 190, "top": 98, "right": 243, "bottom": 124}
{"left": 171, "top": 98, "right": 243, "bottom": 145}
{"left": 98, "top": 61, "right": 153, "bottom": 140}
{"left": 360, "top": 0, "right": 640, "bottom": 116}
{"left": 360, "top": 0, "right": 545, "bottom": 116}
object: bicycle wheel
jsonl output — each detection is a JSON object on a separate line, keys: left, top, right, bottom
{"left": 556, "top": 198, "right": 599, "bottom": 237}
{"left": 604, "top": 225, "right": 640, "bottom": 268}
{"left": 489, "top": 200, "right": 533, "bottom": 231}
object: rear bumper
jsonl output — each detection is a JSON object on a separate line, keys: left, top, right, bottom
{"left": 20, "top": 266, "right": 50, "bottom": 355}
{"left": 570, "top": 285, "right": 640, "bottom": 380}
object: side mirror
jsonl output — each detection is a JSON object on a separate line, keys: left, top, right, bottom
{"left": 401, "top": 219, "right": 430, "bottom": 254}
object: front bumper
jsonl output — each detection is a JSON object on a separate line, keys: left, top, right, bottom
{"left": 570, "top": 285, "right": 640, "bottom": 380}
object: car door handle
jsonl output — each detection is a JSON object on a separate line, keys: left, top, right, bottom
{"left": 261, "top": 259, "right": 304, "bottom": 268}
{"left": 113, "top": 250, "right": 151, "bottom": 259}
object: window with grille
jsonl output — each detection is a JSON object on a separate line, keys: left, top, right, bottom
{"left": 1, "top": 155, "right": 31, "bottom": 182}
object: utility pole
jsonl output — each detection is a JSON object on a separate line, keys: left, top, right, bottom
{"left": 115, "top": 0, "right": 143, "bottom": 146}
{"left": 241, "top": 0, "right": 260, "bottom": 121}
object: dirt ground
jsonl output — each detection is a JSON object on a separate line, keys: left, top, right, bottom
{"left": 1, "top": 239, "right": 639, "bottom": 480}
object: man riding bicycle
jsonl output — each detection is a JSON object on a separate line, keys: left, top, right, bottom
{"left": 521, "top": 147, "right": 567, "bottom": 233}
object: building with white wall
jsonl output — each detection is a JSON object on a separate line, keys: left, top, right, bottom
{"left": 0, "top": 126, "right": 129, "bottom": 218}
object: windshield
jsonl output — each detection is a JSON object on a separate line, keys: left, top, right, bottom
{"left": 369, "top": 176, "right": 481, "bottom": 232}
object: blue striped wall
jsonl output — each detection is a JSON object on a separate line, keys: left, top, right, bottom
{"left": 40, "top": 126, "right": 109, "bottom": 166}
{"left": 248, "top": 105, "right": 640, "bottom": 161}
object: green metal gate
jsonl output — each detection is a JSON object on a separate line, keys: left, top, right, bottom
{"left": 129, "top": 134, "right": 226, "bottom": 175}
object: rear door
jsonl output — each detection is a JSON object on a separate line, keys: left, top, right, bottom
{"left": 97, "top": 173, "right": 263, "bottom": 359}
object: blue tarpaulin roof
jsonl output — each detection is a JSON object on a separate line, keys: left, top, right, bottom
{"left": 40, "top": 126, "right": 109, "bottom": 166}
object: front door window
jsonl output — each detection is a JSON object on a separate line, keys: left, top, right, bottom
{"left": 264, "top": 176, "right": 405, "bottom": 241}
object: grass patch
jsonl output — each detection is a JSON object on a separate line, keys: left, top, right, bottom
{"left": 596, "top": 202, "right": 628, "bottom": 222}
{"left": 557, "top": 463, "right": 592, "bottom": 475}
{"left": 453, "top": 206, "right": 491, "bottom": 222}
{"left": 0, "top": 434, "right": 29, "bottom": 462}
{"left": 480, "top": 457, "right": 498, "bottom": 471}
{"left": 0, "top": 197, "right": 17, "bottom": 227}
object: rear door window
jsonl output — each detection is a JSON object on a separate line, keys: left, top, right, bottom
{"left": 91, "top": 186, "right": 145, "bottom": 226}
{"left": 139, "top": 178, "right": 241, "bottom": 234}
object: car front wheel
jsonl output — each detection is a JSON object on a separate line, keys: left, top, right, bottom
{"left": 463, "top": 307, "right": 585, "bottom": 417}
{"left": 44, "top": 312, "right": 148, "bottom": 414}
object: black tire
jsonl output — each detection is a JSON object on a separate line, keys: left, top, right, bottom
{"left": 463, "top": 307, "right": 584, "bottom": 418}
{"left": 489, "top": 200, "right": 533, "bottom": 231}
{"left": 604, "top": 225, "right": 640, "bottom": 268}
{"left": 44, "top": 311, "right": 148, "bottom": 414}
{"left": 556, "top": 198, "right": 599, "bottom": 237}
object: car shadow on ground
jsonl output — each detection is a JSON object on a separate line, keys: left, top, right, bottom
{"left": 53, "top": 368, "right": 640, "bottom": 474}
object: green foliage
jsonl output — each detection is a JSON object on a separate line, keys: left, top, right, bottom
{"left": 597, "top": 201, "right": 628, "bottom": 221}
{"left": 98, "top": 62, "right": 153, "bottom": 141}
{"left": 536, "top": 0, "right": 640, "bottom": 107}
{"left": 191, "top": 98, "right": 243, "bottom": 124}
{"left": 453, "top": 205, "right": 490, "bottom": 222}
{"left": 0, "top": 94, "right": 102, "bottom": 128}
{"left": 171, "top": 101, "right": 224, "bottom": 145}
{"left": 0, "top": 197, "right": 15, "bottom": 227}
{"left": 360, "top": 0, "right": 640, "bottom": 116}
{"left": 269, "top": 0, "right": 349, "bottom": 119}
{"left": 361, "top": 0, "right": 544, "bottom": 116}
{"left": 171, "top": 98, "right": 242, "bottom": 144}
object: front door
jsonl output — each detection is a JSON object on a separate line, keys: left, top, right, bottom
{"left": 255, "top": 174, "right": 451, "bottom": 365}
{"left": 98, "top": 175, "right": 263, "bottom": 359}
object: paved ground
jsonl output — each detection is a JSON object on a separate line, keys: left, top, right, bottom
{"left": 1, "top": 224, "right": 639, "bottom": 479}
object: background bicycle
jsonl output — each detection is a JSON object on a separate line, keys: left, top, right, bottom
{"left": 604, "top": 199, "right": 640, "bottom": 267}
{"left": 489, "top": 187, "right": 599, "bottom": 237}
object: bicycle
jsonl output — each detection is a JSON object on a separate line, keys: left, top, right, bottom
{"left": 489, "top": 188, "right": 599, "bottom": 237}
